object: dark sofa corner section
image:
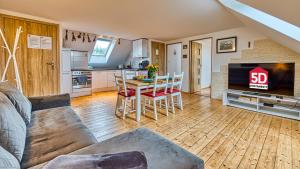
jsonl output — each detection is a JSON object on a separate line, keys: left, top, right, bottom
{"left": 28, "top": 93, "right": 71, "bottom": 111}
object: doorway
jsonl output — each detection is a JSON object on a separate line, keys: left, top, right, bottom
{"left": 167, "top": 43, "right": 182, "bottom": 75}
{"left": 151, "top": 41, "right": 166, "bottom": 75}
{"left": 190, "top": 38, "right": 212, "bottom": 97}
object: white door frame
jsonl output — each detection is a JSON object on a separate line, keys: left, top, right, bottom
{"left": 189, "top": 37, "right": 213, "bottom": 97}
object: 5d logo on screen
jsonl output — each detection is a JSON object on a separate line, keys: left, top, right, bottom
{"left": 249, "top": 67, "right": 268, "bottom": 90}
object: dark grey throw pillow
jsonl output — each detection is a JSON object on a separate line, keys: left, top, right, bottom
{"left": 44, "top": 151, "right": 148, "bottom": 169}
{"left": 0, "top": 92, "right": 27, "bottom": 162}
{"left": 0, "top": 146, "right": 20, "bottom": 169}
{"left": 0, "top": 82, "right": 32, "bottom": 125}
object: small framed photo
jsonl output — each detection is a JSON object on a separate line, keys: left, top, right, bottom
{"left": 216, "top": 36, "right": 237, "bottom": 53}
{"left": 183, "top": 45, "right": 188, "bottom": 49}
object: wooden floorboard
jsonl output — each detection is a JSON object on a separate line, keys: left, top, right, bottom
{"left": 71, "top": 91, "right": 300, "bottom": 169}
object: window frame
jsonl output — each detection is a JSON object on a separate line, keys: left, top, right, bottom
{"left": 91, "top": 38, "right": 112, "bottom": 58}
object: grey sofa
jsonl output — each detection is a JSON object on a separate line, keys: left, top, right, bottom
{"left": 0, "top": 82, "right": 204, "bottom": 169}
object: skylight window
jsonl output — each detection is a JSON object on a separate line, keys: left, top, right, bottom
{"left": 89, "top": 38, "right": 116, "bottom": 64}
{"left": 92, "top": 39, "right": 112, "bottom": 57}
{"left": 219, "top": 0, "right": 300, "bottom": 42}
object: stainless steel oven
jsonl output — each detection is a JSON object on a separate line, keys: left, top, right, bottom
{"left": 72, "top": 71, "right": 92, "bottom": 97}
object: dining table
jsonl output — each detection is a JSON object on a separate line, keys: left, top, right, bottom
{"left": 122, "top": 79, "right": 171, "bottom": 122}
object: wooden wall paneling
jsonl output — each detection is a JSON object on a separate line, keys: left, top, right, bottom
{"left": 0, "top": 15, "right": 4, "bottom": 81}
{"left": 27, "top": 22, "right": 43, "bottom": 96}
{"left": 42, "top": 24, "right": 59, "bottom": 96}
{"left": 0, "top": 14, "right": 60, "bottom": 97}
{"left": 2, "top": 17, "right": 22, "bottom": 86}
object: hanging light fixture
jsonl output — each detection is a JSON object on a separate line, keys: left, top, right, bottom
{"left": 65, "top": 30, "right": 68, "bottom": 40}
{"left": 87, "top": 34, "right": 91, "bottom": 43}
{"left": 72, "top": 32, "right": 76, "bottom": 41}
{"left": 118, "top": 38, "right": 121, "bottom": 45}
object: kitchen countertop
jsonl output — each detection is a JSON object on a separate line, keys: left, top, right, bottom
{"left": 71, "top": 68, "right": 147, "bottom": 71}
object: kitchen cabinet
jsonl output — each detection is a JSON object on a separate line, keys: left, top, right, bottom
{"left": 61, "top": 74, "right": 72, "bottom": 94}
{"left": 133, "top": 39, "right": 149, "bottom": 58}
{"left": 107, "top": 70, "right": 121, "bottom": 87}
{"left": 92, "top": 71, "right": 107, "bottom": 89}
{"left": 92, "top": 70, "right": 121, "bottom": 92}
{"left": 60, "top": 49, "right": 72, "bottom": 94}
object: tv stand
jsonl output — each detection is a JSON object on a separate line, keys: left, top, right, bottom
{"left": 223, "top": 90, "right": 300, "bottom": 120}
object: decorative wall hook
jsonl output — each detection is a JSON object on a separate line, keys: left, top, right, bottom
{"left": 77, "top": 32, "right": 82, "bottom": 39}
{"left": 65, "top": 30, "right": 68, "bottom": 40}
{"left": 82, "top": 33, "right": 85, "bottom": 42}
{"left": 72, "top": 32, "right": 76, "bottom": 41}
{"left": 88, "top": 34, "right": 91, "bottom": 43}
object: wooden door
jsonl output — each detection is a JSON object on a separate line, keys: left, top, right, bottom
{"left": 0, "top": 14, "right": 60, "bottom": 97}
{"left": 151, "top": 41, "right": 166, "bottom": 75}
{"left": 191, "top": 42, "right": 202, "bottom": 93}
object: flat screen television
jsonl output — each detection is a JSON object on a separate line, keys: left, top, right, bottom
{"left": 228, "top": 63, "right": 295, "bottom": 96}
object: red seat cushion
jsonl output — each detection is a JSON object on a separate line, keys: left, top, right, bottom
{"left": 119, "top": 89, "right": 135, "bottom": 97}
{"left": 141, "top": 91, "right": 168, "bottom": 98}
{"left": 167, "top": 88, "right": 181, "bottom": 94}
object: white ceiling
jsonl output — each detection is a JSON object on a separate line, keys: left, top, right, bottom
{"left": 225, "top": 0, "right": 300, "bottom": 53}
{"left": 238, "top": 0, "right": 300, "bottom": 27}
{"left": 0, "top": 0, "right": 243, "bottom": 41}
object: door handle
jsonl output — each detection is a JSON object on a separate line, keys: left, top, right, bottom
{"left": 46, "top": 62, "right": 55, "bottom": 70}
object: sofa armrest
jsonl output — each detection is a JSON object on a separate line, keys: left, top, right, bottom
{"left": 28, "top": 94, "right": 71, "bottom": 111}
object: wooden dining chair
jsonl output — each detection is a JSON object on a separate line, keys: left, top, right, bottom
{"left": 167, "top": 72, "right": 184, "bottom": 113}
{"left": 114, "top": 72, "right": 136, "bottom": 119}
{"left": 142, "top": 73, "right": 169, "bottom": 120}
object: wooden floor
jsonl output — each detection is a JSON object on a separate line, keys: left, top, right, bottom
{"left": 71, "top": 91, "right": 300, "bottom": 169}
{"left": 195, "top": 87, "right": 211, "bottom": 97}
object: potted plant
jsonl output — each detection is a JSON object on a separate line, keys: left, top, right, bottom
{"left": 146, "top": 64, "right": 159, "bottom": 79}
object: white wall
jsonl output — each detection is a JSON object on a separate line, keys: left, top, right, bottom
{"left": 167, "top": 43, "right": 182, "bottom": 76}
{"left": 166, "top": 26, "right": 266, "bottom": 94}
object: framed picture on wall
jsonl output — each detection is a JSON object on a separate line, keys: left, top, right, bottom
{"left": 216, "top": 36, "right": 237, "bottom": 53}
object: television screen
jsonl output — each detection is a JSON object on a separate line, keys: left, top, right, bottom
{"left": 228, "top": 63, "right": 295, "bottom": 96}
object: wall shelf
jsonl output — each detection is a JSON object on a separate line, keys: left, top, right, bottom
{"left": 223, "top": 90, "right": 300, "bottom": 120}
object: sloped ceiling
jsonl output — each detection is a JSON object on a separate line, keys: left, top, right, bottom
{"left": 0, "top": 0, "right": 243, "bottom": 41}
{"left": 239, "top": 0, "right": 300, "bottom": 27}
{"left": 220, "top": 0, "right": 300, "bottom": 53}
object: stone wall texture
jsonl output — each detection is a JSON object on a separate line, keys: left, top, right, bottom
{"left": 212, "top": 39, "right": 300, "bottom": 99}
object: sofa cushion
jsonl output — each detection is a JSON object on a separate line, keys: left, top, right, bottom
{"left": 0, "top": 82, "right": 32, "bottom": 125}
{"left": 29, "top": 94, "right": 70, "bottom": 111}
{"left": 43, "top": 151, "right": 147, "bottom": 169}
{"left": 0, "top": 92, "right": 27, "bottom": 162}
{"left": 71, "top": 128, "right": 204, "bottom": 169}
{"left": 21, "top": 106, "right": 97, "bottom": 168}
{"left": 0, "top": 146, "right": 20, "bottom": 169}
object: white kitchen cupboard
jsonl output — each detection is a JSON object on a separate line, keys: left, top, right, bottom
{"left": 60, "top": 48, "right": 72, "bottom": 94}
{"left": 107, "top": 70, "right": 121, "bottom": 87}
{"left": 92, "top": 71, "right": 107, "bottom": 89}
{"left": 92, "top": 70, "right": 121, "bottom": 92}
{"left": 132, "top": 39, "right": 148, "bottom": 58}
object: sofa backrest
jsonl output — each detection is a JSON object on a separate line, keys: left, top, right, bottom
{"left": 0, "top": 82, "right": 32, "bottom": 125}
{"left": 0, "top": 146, "right": 20, "bottom": 169}
{"left": 0, "top": 92, "right": 27, "bottom": 163}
